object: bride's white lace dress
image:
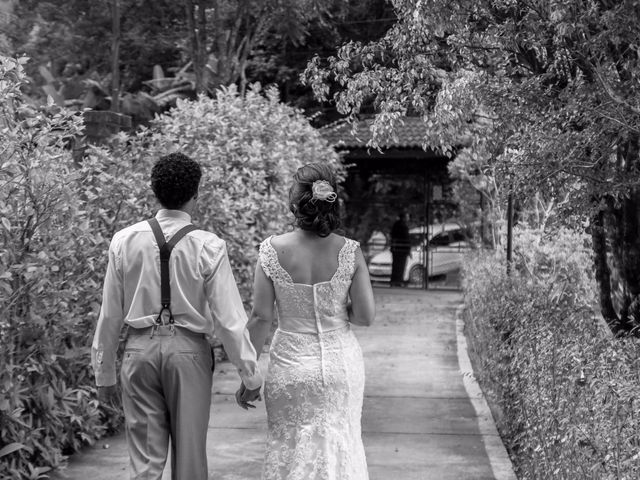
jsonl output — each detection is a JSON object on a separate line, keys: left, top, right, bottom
{"left": 258, "top": 236, "right": 369, "bottom": 480}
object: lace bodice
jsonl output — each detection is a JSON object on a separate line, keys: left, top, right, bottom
{"left": 259, "top": 236, "right": 359, "bottom": 334}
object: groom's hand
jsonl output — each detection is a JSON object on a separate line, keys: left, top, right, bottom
{"left": 235, "top": 383, "right": 261, "bottom": 410}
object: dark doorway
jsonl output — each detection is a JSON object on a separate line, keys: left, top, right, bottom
{"left": 340, "top": 152, "right": 475, "bottom": 290}
{"left": 324, "top": 118, "right": 479, "bottom": 290}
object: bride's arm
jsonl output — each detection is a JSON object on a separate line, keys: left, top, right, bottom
{"left": 247, "top": 258, "right": 276, "bottom": 360}
{"left": 348, "top": 247, "right": 375, "bottom": 326}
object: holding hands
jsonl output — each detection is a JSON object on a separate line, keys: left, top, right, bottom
{"left": 235, "top": 383, "right": 262, "bottom": 410}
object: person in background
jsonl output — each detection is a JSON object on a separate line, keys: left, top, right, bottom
{"left": 390, "top": 211, "right": 411, "bottom": 286}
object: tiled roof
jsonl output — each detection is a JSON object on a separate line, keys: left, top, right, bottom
{"left": 321, "top": 116, "right": 429, "bottom": 149}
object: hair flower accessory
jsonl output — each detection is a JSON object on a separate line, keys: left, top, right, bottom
{"left": 311, "top": 180, "right": 337, "bottom": 203}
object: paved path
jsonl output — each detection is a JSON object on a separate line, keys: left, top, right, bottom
{"left": 53, "top": 288, "right": 515, "bottom": 480}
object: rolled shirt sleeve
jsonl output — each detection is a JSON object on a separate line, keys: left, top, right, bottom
{"left": 91, "top": 236, "right": 125, "bottom": 387}
{"left": 203, "top": 241, "right": 262, "bottom": 390}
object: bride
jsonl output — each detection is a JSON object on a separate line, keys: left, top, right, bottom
{"left": 237, "top": 162, "right": 375, "bottom": 479}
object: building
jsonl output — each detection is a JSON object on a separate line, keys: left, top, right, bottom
{"left": 322, "top": 116, "right": 458, "bottom": 243}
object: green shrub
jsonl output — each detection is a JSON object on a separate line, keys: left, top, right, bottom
{"left": 463, "top": 229, "right": 640, "bottom": 479}
{"left": 0, "top": 55, "right": 341, "bottom": 478}
{"left": 0, "top": 56, "right": 107, "bottom": 479}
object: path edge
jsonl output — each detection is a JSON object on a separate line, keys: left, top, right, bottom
{"left": 455, "top": 305, "right": 517, "bottom": 480}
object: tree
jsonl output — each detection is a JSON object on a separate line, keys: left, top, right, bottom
{"left": 7, "top": 0, "right": 395, "bottom": 120}
{"left": 182, "top": 0, "right": 354, "bottom": 95}
{"left": 246, "top": 0, "right": 396, "bottom": 121}
{"left": 8, "top": 0, "right": 186, "bottom": 97}
{"left": 303, "top": 0, "right": 640, "bottom": 336}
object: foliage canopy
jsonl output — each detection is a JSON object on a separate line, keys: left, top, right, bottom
{"left": 304, "top": 0, "right": 640, "bottom": 335}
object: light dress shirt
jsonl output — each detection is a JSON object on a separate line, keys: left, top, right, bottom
{"left": 91, "top": 209, "right": 262, "bottom": 390}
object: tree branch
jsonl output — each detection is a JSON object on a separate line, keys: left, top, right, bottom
{"left": 593, "top": 62, "right": 640, "bottom": 117}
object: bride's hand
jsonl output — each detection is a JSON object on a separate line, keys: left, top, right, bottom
{"left": 235, "top": 383, "right": 260, "bottom": 410}
{"left": 235, "top": 384, "right": 250, "bottom": 410}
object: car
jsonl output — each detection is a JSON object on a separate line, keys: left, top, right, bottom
{"left": 367, "top": 223, "right": 471, "bottom": 285}
{"left": 364, "top": 230, "right": 388, "bottom": 257}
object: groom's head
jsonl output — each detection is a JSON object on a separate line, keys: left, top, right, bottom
{"left": 151, "top": 152, "right": 202, "bottom": 210}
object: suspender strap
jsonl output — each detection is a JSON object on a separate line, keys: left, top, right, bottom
{"left": 147, "top": 218, "right": 198, "bottom": 324}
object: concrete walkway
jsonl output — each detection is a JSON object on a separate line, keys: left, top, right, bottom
{"left": 52, "top": 288, "right": 515, "bottom": 480}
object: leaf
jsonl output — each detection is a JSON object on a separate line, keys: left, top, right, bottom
{"left": 32, "top": 466, "right": 52, "bottom": 476}
{"left": 0, "top": 442, "right": 25, "bottom": 458}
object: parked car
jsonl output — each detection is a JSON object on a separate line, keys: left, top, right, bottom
{"left": 364, "top": 230, "right": 388, "bottom": 258}
{"left": 367, "top": 223, "right": 471, "bottom": 285}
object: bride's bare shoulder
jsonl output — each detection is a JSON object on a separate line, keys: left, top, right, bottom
{"left": 270, "top": 232, "right": 297, "bottom": 249}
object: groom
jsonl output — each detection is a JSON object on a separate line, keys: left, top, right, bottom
{"left": 91, "top": 152, "right": 262, "bottom": 480}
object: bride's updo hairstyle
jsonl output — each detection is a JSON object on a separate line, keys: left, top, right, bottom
{"left": 289, "top": 163, "right": 341, "bottom": 237}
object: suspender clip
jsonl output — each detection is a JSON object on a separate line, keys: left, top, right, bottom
{"left": 157, "top": 305, "right": 173, "bottom": 325}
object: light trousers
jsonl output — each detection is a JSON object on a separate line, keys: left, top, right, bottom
{"left": 120, "top": 326, "right": 213, "bottom": 480}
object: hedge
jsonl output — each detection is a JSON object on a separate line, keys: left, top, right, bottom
{"left": 463, "top": 227, "right": 640, "bottom": 479}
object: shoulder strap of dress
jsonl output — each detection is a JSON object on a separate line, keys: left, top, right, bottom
{"left": 336, "top": 238, "right": 360, "bottom": 282}
{"left": 258, "top": 237, "right": 294, "bottom": 284}
{"left": 258, "top": 237, "right": 275, "bottom": 279}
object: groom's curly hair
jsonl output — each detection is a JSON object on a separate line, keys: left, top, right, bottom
{"left": 151, "top": 152, "right": 202, "bottom": 209}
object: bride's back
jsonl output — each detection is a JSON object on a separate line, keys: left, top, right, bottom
{"left": 269, "top": 231, "right": 346, "bottom": 286}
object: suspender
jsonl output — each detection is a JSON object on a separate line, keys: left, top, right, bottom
{"left": 147, "top": 218, "right": 198, "bottom": 325}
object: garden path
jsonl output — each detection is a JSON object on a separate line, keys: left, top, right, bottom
{"left": 52, "top": 288, "right": 515, "bottom": 480}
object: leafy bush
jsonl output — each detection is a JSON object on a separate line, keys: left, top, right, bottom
{"left": 1, "top": 55, "right": 341, "bottom": 478}
{"left": 0, "top": 56, "right": 149, "bottom": 479}
{"left": 1, "top": 56, "right": 107, "bottom": 479}
{"left": 463, "top": 228, "right": 640, "bottom": 479}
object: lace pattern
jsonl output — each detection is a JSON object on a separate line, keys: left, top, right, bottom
{"left": 258, "top": 235, "right": 368, "bottom": 480}
{"left": 263, "top": 327, "right": 367, "bottom": 480}
{"left": 258, "top": 237, "right": 295, "bottom": 285}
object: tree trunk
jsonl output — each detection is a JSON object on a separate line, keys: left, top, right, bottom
{"left": 617, "top": 137, "right": 640, "bottom": 334}
{"left": 209, "top": 0, "right": 263, "bottom": 92}
{"left": 591, "top": 207, "right": 620, "bottom": 331}
{"left": 506, "top": 192, "right": 513, "bottom": 275}
{"left": 184, "top": 0, "right": 205, "bottom": 93}
{"left": 110, "top": 0, "right": 121, "bottom": 112}
{"left": 602, "top": 197, "right": 640, "bottom": 336}
{"left": 592, "top": 137, "right": 640, "bottom": 337}
{"left": 196, "top": 0, "right": 208, "bottom": 92}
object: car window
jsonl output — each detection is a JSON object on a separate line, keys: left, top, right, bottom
{"left": 429, "top": 232, "right": 451, "bottom": 246}
{"left": 451, "top": 230, "right": 467, "bottom": 243}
